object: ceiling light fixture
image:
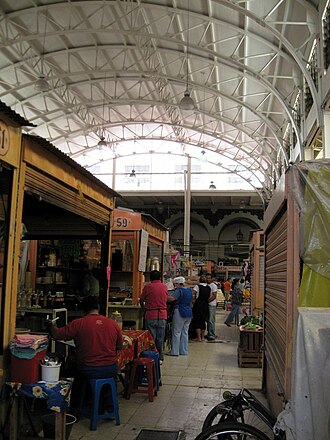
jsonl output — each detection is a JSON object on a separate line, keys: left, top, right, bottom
{"left": 236, "top": 225, "right": 243, "bottom": 242}
{"left": 96, "top": 72, "right": 108, "bottom": 149}
{"left": 35, "top": 10, "right": 50, "bottom": 92}
{"left": 179, "top": 0, "right": 194, "bottom": 110}
{"left": 35, "top": 70, "right": 50, "bottom": 92}
{"left": 199, "top": 148, "right": 207, "bottom": 163}
{"left": 97, "top": 136, "right": 107, "bottom": 148}
{"left": 209, "top": 181, "right": 216, "bottom": 190}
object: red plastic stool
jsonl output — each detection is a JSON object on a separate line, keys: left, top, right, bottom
{"left": 126, "top": 357, "right": 157, "bottom": 402}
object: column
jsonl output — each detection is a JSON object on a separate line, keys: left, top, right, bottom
{"left": 183, "top": 157, "right": 191, "bottom": 257}
{"left": 324, "top": 110, "right": 330, "bottom": 158}
{"left": 112, "top": 157, "right": 116, "bottom": 189}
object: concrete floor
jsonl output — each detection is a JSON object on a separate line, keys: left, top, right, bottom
{"left": 70, "top": 309, "right": 263, "bottom": 440}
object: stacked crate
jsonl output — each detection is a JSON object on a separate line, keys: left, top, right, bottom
{"left": 238, "top": 329, "right": 263, "bottom": 367}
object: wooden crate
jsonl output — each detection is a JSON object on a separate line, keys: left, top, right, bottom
{"left": 239, "top": 330, "right": 263, "bottom": 352}
{"left": 238, "top": 348, "right": 263, "bottom": 368}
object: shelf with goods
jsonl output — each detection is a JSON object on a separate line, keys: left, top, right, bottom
{"left": 20, "top": 239, "right": 103, "bottom": 313}
{"left": 213, "top": 265, "right": 243, "bottom": 282}
{"left": 16, "top": 307, "right": 68, "bottom": 356}
{"left": 109, "top": 209, "right": 168, "bottom": 328}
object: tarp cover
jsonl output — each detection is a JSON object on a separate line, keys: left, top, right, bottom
{"left": 289, "top": 161, "right": 330, "bottom": 307}
{"left": 281, "top": 308, "right": 330, "bottom": 440}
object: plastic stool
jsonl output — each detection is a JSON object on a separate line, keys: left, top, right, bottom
{"left": 126, "top": 358, "right": 157, "bottom": 402}
{"left": 139, "top": 350, "right": 161, "bottom": 390}
{"left": 81, "top": 378, "right": 120, "bottom": 430}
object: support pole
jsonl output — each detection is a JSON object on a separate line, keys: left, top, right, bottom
{"left": 183, "top": 157, "right": 191, "bottom": 257}
{"left": 323, "top": 110, "right": 330, "bottom": 158}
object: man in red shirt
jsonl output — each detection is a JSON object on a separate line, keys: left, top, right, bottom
{"left": 48, "top": 295, "right": 123, "bottom": 418}
{"left": 140, "top": 270, "right": 168, "bottom": 363}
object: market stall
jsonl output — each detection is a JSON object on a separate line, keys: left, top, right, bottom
{"left": 16, "top": 134, "right": 119, "bottom": 332}
{"left": 0, "top": 102, "right": 33, "bottom": 389}
{"left": 109, "top": 208, "right": 168, "bottom": 329}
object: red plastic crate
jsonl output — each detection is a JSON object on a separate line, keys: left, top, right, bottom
{"left": 10, "top": 349, "right": 47, "bottom": 384}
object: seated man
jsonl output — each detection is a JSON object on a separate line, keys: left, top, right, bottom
{"left": 47, "top": 295, "right": 123, "bottom": 418}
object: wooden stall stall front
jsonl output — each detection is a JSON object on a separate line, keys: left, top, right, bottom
{"left": 0, "top": 103, "right": 31, "bottom": 390}
{"left": 249, "top": 230, "right": 265, "bottom": 316}
{"left": 17, "top": 135, "right": 119, "bottom": 333}
{"left": 109, "top": 208, "right": 168, "bottom": 329}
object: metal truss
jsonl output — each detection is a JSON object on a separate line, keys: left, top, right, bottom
{"left": 0, "top": 0, "right": 321, "bottom": 201}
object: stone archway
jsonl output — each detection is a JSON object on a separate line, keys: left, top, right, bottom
{"left": 217, "top": 213, "right": 262, "bottom": 264}
{"left": 170, "top": 218, "right": 210, "bottom": 257}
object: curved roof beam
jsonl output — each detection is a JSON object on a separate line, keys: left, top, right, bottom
{"left": 0, "top": 0, "right": 318, "bottom": 197}
{"left": 31, "top": 104, "right": 278, "bottom": 181}
{"left": 7, "top": 54, "right": 289, "bottom": 165}
{"left": 69, "top": 127, "right": 272, "bottom": 184}
{"left": 82, "top": 149, "right": 267, "bottom": 200}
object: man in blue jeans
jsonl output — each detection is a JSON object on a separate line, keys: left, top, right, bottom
{"left": 205, "top": 273, "right": 218, "bottom": 340}
{"left": 47, "top": 295, "right": 123, "bottom": 418}
{"left": 140, "top": 270, "right": 168, "bottom": 363}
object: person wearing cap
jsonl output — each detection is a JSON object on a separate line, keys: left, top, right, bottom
{"left": 166, "top": 276, "right": 193, "bottom": 356}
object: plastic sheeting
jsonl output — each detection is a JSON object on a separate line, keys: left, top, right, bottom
{"left": 284, "top": 308, "right": 330, "bottom": 440}
{"left": 289, "top": 161, "right": 330, "bottom": 307}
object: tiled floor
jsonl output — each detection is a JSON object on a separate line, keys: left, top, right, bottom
{"left": 70, "top": 309, "right": 263, "bottom": 440}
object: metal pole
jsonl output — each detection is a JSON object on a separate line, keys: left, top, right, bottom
{"left": 112, "top": 156, "right": 116, "bottom": 189}
{"left": 183, "top": 157, "right": 191, "bottom": 257}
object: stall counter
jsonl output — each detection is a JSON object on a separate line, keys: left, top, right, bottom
{"left": 108, "top": 304, "right": 144, "bottom": 329}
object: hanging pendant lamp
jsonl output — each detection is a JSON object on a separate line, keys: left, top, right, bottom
{"left": 35, "top": 12, "right": 50, "bottom": 92}
{"left": 97, "top": 136, "right": 107, "bottom": 148}
{"left": 179, "top": 0, "right": 194, "bottom": 110}
{"left": 236, "top": 226, "right": 243, "bottom": 242}
{"left": 35, "top": 72, "right": 50, "bottom": 92}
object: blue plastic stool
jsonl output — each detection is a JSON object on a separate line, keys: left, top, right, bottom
{"left": 139, "top": 350, "right": 161, "bottom": 390}
{"left": 81, "top": 378, "right": 120, "bottom": 430}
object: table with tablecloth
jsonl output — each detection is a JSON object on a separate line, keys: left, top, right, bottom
{"left": 117, "top": 329, "right": 156, "bottom": 395}
{"left": 6, "top": 379, "right": 73, "bottom": 440}
{"left": 7, "top": 330, "right": 156, "bottom": 438}
{"left": 117, "top": 329, "right": 156, "bottom": 370}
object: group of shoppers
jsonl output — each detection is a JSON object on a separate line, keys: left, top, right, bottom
{"left": 140, "top": 270, "right": 220, "bottom": 355}
{"left": 45, "top": 269, "right": 243, "bottom": 421}
{"left": 140, "top": 272, "right": 193, "bottom": 357}
{"left": 190, "top": 273, "right": 217, "bottom": 341}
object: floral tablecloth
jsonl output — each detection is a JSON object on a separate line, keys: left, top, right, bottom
{"left": 117, "top": 330, "right": 155, "bottom": 370}
{"left": 6, "top": 379, "right": 73, "bottom": 412}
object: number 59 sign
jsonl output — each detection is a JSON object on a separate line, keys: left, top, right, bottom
{"left": 115, "top": 217, "right": 130, "bottom": 228}
{"left": 113, "top": 210, "right": 141, "bottom": 230}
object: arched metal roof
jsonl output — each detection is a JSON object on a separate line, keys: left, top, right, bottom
{"left": 0, "top": 0, "right": 322, "bottom": 202}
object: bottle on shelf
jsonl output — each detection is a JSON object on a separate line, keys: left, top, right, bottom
{"left": 111, "top": 310, "right": 123, "bottom": 329}
{"left": 21, "top": 291, "right": 27, "bottom": 308}
{"left": 40, "top": 291, "right": 44, "bottom": 307}
{"left": 47, "top": 291, "right": 53, "bottom": 308}
{"left": 48, "top": 249, "right": 57, "bottom": 267}
{"left": 26, "top": 292, "right": 32, "bottom": 308}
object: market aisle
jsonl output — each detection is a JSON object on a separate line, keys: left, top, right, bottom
{"left": 70, "top": 309, "right": 263, "bottom": 440}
